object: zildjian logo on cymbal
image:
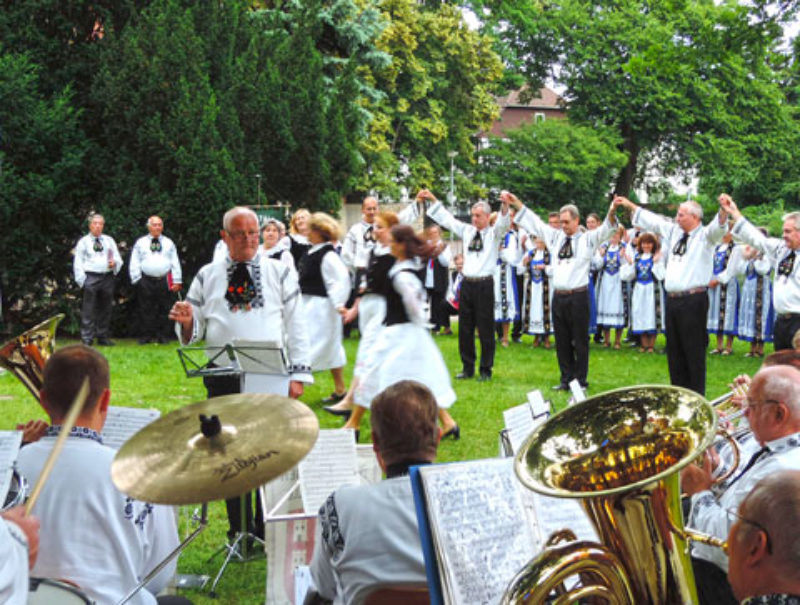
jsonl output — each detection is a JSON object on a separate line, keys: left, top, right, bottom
{"left": 213, "top": 450, "right": 280, "bottom": 482}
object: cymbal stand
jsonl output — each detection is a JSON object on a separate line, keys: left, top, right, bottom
{"left": 117, "top": 503, "right": 208, "bottom": 605}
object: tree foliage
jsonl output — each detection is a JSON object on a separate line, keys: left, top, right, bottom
{"left": 477, "top": 119, "right": 627, "bottom": 214}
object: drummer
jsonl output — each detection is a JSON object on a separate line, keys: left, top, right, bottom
{"left": 16, "top": 345, "right": 191, "bottom": 605}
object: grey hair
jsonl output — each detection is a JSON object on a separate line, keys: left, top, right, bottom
{"left": 89, "top": 213, "right": 104, "bottom": 223}
{"left": 754, "top": 365, "right": 800, "bottom": 417}
{"left": 738, "top": 470, "right": 800, "bottom": 580}
{"left": 147, "top": 215, "right": 162, "bottom": 227}
{"left": 784, "top": 211, "right": 800, "bottom": 230}
{"left": 261, "top": 217, "right": 285, "bottom": 233}
{"left": 471, "top": 201, "right": 491, "bottom": 215}
{"left": 559, "top": 204, "right": 580, "bottom": 221}
{"left": 223, "top": 206, "right": 258, "bottom": 231}
{"left": 680, "top": 200, "right": 703, "bottom": 220}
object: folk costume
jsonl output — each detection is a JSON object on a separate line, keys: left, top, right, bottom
{"left": 594, "top": 243, "right": 629, "bottom": 329}
{"left": 621, "top": 252, "right": 665, "bottom": 335}
{"left": 706, "top": 242, "right": 741, "bottom": 337}
{"left": 355, "top": 259, "right": 456, "bottom": 409}
{"left": 73, "top": 232, "right": 123, "bottom": 344}
{"left": 130, "top": 233, "right": 182, "bottom": 342}
{"left": 262, "top": 241, "right": 296, "bottom": 271}
{"left": 737, "top": 256, "right": 774, "bottom": 345}
{"left": 495, "top": 230, "right": 521, "bottom": 323}
{"left": 523, "top": 247, "right": 553, "bottom": 336}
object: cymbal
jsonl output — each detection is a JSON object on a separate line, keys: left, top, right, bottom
{"left": 111, "top": 393, "right": 319, "bottom": 505}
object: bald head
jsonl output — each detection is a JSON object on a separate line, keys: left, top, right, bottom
{"left": 746, "top": 365, "right": 800, "bottom": 444}
{"left": 362, "top": 196, "right": 379, "bottom": 224}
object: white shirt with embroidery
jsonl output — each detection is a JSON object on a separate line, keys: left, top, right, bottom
{"left": 129, "top": 234, "right": 182, "bottom": 284}
{"left": 73, "top": 233, "right": 123, "bottom": 287}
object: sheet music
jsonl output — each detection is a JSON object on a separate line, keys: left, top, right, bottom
{"left": 503, "top": 403, "right": 535, "bottom": 455}
{"left": 418, "top": 458, "right": 538, "bottom": 604}
{"left": 356, "top": 444, "right": 381, "bottom": 485}
{"left": 528, "top": 491, "right": 597, "bottom": 548}
{"left": 0, "top": 431, "right": 22, "bottom": 504}
{"left": 298, "top": 430, "right": 359, "bottom": 515}
{"left": 101, "top": 406, "right": 161, "bottom": 450}
{"left": 527, "top": 389, "right": 550, "bottom": 417}
{"left": 568, "top": 379, "right": 586, "bottom": 405}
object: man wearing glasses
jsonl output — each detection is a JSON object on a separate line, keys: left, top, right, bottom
{"left": 726, "top": 470, "right": 800, "bottom": 604}
{"left": 719, "top": 195, "right": 800, "bottom": 352}
{"left": 681, "top": 365, "right": 800, "bottom": 604}
{"left": 169, "top": 206, "right": 312, "bottom": 547}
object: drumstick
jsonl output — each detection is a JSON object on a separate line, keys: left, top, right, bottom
{"left": 25, "top": 378, "right": 89, "bottom": 515}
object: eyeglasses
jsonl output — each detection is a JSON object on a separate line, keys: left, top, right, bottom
{"left": 725, "top": 507, "right": 772, "bottom": 554}
{"left": 227, "top": 230, "right": 260, "bottom": 240}
{"left": 743, "top": 398, "right": 780, "bottom": 413}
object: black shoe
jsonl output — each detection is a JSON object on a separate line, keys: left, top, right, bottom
{"left": 138, "top": 337, "right": 152, "bottom": 345}
{"left": 81, "top": 339, "right": 93, "bottom": 346}
{"left": 580, "top": 383, "right": 589, "bottom": 390}
{"left": 455, "top": 371, "right": 474, "bottom": 380}
{"left": 323, "top": 405, "right": 352, "bottom": 420}
{"left": 97, "top": 339, "right": 115, "bottom": 346}
{"left": 321, "top": 391, "right": 346, "bottom": 404}
{"left": 156, "top": 336, "right": 169, "bottom": 344}
{"left": 477, "top": 373, "right": 492, "bottom": 382}
{"left": 552, "top": 383, "right": 569, "bottom": 391}
{"left": 443, "top": 424, "right": 461, "bottom": 440}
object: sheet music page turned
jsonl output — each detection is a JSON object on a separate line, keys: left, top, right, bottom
{"left": 417, "top": 458, "right": 538, "bottom": 604}
{"left": 298, "top": 430, "right": 359, "bottom": 515}
{"left": 101, "top": 406, "right": 161, "bottom": 450}
{"left": 0, "top": 431, "right": 23, "bottom": 503}
{"left": 502, "top": 403, "right": 535, "bottom": 455}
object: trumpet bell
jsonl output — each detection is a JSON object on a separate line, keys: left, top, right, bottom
{"left": 0, "top": 314, "right": 64, "bottom": 401}
{"left": 506, "top": 385, "right": 717, "bottom": 604}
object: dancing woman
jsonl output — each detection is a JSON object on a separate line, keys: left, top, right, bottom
{"left": 261, "top": 218, "right": 295, "bottom": 270}
{"left": 288, "top": 209, "right": 312, "bottom": 266}
{"left": 346, "top": 225, "right": 459, "bottom": 439}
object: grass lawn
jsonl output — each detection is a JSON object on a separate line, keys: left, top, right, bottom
{"left": 0, "top": 328, "right": 763, "bottom": 604}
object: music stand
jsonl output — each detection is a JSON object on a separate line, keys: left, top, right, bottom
{"left": 177, "top": 341, "right": 290, "bottom": 597}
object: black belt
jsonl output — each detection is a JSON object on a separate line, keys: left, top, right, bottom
{"left": 85, "top": 271, "right": 112, "bottom": 277}
{"left": 554, "top": 285, "right": 588, "bottom": 296}
{"left": 142, "top": 274, "right": 168, "bottom": 280}
{"left": 777, "top": 312, "right": 800, "bottom": 321}
{"left": 667, "top": 287, "right": 707, "bottom": 299}
{"left": 463, "top": 275, "right": 493, "bottom": 283}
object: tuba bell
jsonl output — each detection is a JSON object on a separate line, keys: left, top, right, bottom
{"left": 502, "top": 385, "right": 726, "bottom": 604}
{"left": 0, "top": 314, "right": 64, "bottom": 400}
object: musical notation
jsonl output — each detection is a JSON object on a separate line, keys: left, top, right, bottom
{"left": 101, "top": 407, "right": 161, "bottom": 450}
{"left": 298, "top": 430, "right": 359, "bottom": 515}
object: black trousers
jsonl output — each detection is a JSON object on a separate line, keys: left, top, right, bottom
{"left": 552, "top": 289, "right": 590, "bottom": 387}
{"left": 137, "top": 275, "right": 173, "bottom": 340}
{"left": 665, "top": 292, "right": 709, "bottom": 396}
{"left": 458, "top": 278, "right": 495, "bottom": 375}
{"left": 774, "top": 313, "right": 800, "bottom": 351}
{"left": 512, "top": 272, "right": 525, "bottom": 339}
{"left": 428, "top": 288, "right": 448, "bottom": 331}
{"left": 203, "top": 372, "right": 264, "bottom": 539}
{"left": 80, "top": 272, "right": 114, "bottom": 342}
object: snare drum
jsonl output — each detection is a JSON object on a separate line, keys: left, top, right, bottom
{"left": 3, "top": 470, "right": 27, "bottom": 511}
{"left": 28, "top": 577, "right": 92, "bottom": 604}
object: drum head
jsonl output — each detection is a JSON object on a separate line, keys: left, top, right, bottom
{"left": 28, "top": 577, "right": 92, "bottom": 604}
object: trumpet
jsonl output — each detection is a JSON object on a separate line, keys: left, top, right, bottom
{"left": 503, "top": 385, "right": 727, "bottom": 604}
{"left": 0, "top": 314, "right": 64, "bottom": 401}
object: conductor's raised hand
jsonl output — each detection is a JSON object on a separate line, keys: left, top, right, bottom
{"left": 499, "top": 190, "right": 522, "bottom": 210}
{"left": 415, "top": 189, "right": 437, "bottom": 202}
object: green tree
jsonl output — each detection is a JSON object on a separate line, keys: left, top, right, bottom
{"left": 0, "top": 49, "right": 87, "bottom": 327}
{"left": 477, "top": 119, "right": 627, "bottom": 214}
{"left": 471, "top": 0, "right": 798, "bottom": 200}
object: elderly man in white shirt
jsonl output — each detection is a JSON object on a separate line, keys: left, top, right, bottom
{"left": 681, "top": 365, "right": 800, "bottom": 604}
{"left": 719, "top": 194, "right": 800, "bottom": 351}
{"left": 505, "top": 192, "right": 618, "bottom": 390}
{"left": 614, "top": 196, "right": 729, "bottom": 396}
{"left": 130, "top": 215, "right": 183, "bottom": 344}
{"left": 73, "top": 213, "right": 123, "bottom": 346}
{"left": 424, "top": 190, "right": 510, "bottom": 381}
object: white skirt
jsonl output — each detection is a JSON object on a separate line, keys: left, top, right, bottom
{"left": 355, "top": 323, "right": 456, "bottom": 409}
{"left": 302, "top": 294, "right": 346, "bottom": 371}
{"left": 353, "top": 294, "right": 386, "bottom": 378}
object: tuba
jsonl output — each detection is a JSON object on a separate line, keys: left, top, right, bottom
{"left": 502, "top": 385, "right": 726, "bottom": 604}
{"left": 0, "top": 314, "right": 64, "bottom": 401}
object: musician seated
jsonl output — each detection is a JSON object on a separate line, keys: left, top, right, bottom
{"left": 727, "top": 470, "right": 800, "bottom": 603}
{"left": 0, "top": 506, "right": 39, "bottom": 601}
{"left": 16, "top": 344, "right": 191, "bottom": 605}
{"left": 309, "top": 380, "right": 438, "bottom": 605}
{"left": 681, "top": 365, "right": 800, "bottom": 605}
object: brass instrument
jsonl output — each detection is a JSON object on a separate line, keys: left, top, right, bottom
{"left": 502, "top": 385, "right": 726, "bottom": 604}
{"left": 0, "top": 314, "right": 64, "bottom": 400}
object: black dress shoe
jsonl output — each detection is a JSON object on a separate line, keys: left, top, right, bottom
{"left": 323, "top": 406, "right": 352, "bottom": 420}
{"left": 97, "top": 339, "right": 115, "bottom": 346}
{"left": 156, "top": 336, "right": 169, "bottom": 344}
{"left": 551, "top": 383, "right": 569, "bottom": 391}
{"left": 138, "top": 337, "right": 152, "bottom": 345}
{"left": 455, "top": 371, "right": 474, "bottom": 380}
{"left": 443, "top": 424, "right": 461, "bottom": 440}
{"left": 477, "top": 373, "right": 492, "bottom": 382}
{"left": 81, "top": 339, "right": 93, "bottom": 346}
{"left": 321, "top": 391, "right": 346, "bottom": 404}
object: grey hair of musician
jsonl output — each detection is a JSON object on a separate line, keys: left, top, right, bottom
{"left": 784, "top": 211, "right": 800, "bottom": 230}
{"left": 736, "top": 470, "right": 800, "bottom": 580}
{"left": 370, "top": 380, "right": 439, "bottom": 464}
{"left": 471, "top": 201, "right": 491, "bottom": 215}
{"left": 89, "top": 213, "right": 104, "bottom": 224}
{"left": 680, "top": 200, "right": 703, "bottom": 220}
{"left": 222, "top": 206, "right": 258, "bottom": 232}
{"left": 753, "top": 365, "right": 800, "bottom": 417}
{"left": 559, "top": 204, "right": 580, "bottom": 220}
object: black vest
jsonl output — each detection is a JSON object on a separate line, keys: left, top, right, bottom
{"left": 289, "top": 236, "right": 311, "bottom": 266}
{"left": 299, "top": 244, "right": 333, "bottom": 297}
{"left": 384, "top": 269, "right": 417, "bottom": 326}
{"left": 365, "top": 251, "right": 395, "bottom": 296}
